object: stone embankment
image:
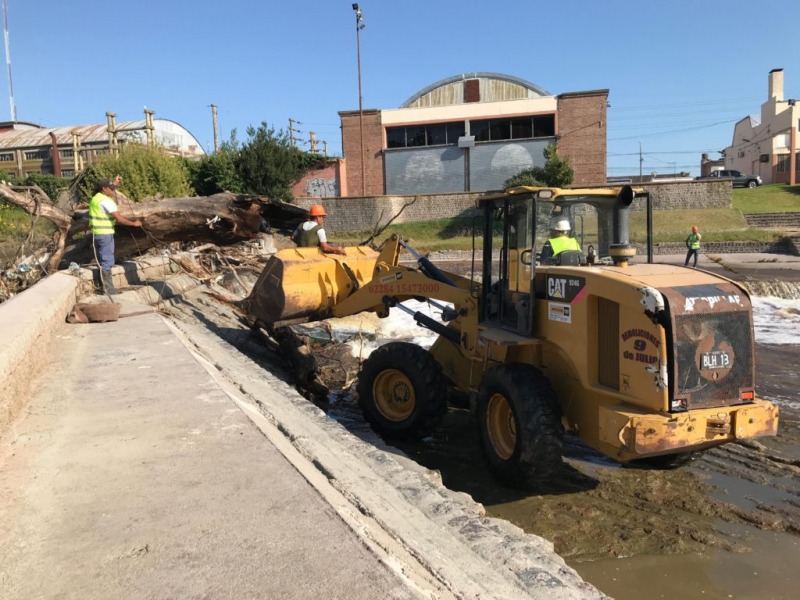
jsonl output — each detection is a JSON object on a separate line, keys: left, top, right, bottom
{"left": 744, "top": 212, "right": 800, "bottom": 229}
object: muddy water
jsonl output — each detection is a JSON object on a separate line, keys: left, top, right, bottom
{"left": 318, "top": 290, "right": 800, "bottom": 600}
{"left": 343, "top": 340, "right": 799, "bottom": 600}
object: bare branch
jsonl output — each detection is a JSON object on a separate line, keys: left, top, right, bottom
{"left": 359, "top": 196, "right": 418, "bottom": 246}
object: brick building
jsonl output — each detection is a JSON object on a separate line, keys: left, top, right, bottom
{"left": 338, "top": 73, "right": 608, "bottom": 196}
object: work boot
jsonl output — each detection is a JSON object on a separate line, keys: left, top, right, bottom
{"left": 100, "top": 269, "right": 120, "bottom": 295}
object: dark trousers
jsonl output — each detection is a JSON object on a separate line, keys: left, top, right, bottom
{"left": 684, "top": 247, "right": 699, "bottom": 267}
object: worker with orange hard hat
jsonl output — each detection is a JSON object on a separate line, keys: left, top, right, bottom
{"left": 291, "top": 204, "right": 347, "bottom": 255}
{"left": 684, "top": 224, "right": 702, "bottom": 267}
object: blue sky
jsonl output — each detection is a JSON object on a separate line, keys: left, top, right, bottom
{"left": 5, "top": 0, "right": 800, "bottom": 177}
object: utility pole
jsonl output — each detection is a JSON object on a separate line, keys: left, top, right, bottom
{"left": 638, "top": 141, "right": 643, "bottom": 182}
{"left": 322, "top": 141, "right": 328, "bottom": 157}
{"left": 309, "top": 131, "right": 317, "bottom": 154}
{"left": 106, "top": 111, "right": 118, "bottom": 155}
{"left": 210, "top": 104, "right": 219, "bottom": 152}
{"left": 288, "top": 118, "right": 303, "bottom": 148}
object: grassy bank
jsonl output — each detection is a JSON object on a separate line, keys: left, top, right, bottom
{"left": 732, "top": 183, "right": 800, "bottom": 213}
{"left": 334, "top": 185, "right": 797, "bottom": 253}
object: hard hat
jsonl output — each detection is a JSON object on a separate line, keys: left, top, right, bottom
{"left": 309, "top": 204, "right": 327, "bottom": 217}
{"left": 549, "top": 217, "right": 571, "bottom": 232}
{"left": 691, "top": 225, "right": 698, "bottom": 233}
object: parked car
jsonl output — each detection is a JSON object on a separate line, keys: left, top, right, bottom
{"left": 696, "top": 170, "right": 762, "bottom": 188}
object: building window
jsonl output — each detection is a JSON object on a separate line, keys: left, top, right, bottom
{"left": 777, "top": 154, "right": 790, "bottom": 173}
{"left": 24, "top": 150, "right": 49, "bottom": 160}
{"left": 0, "top": 152, "right": 13, "bottom": 162}
{"left": 470, "top": 114, "right": 555, "bottom": 142}
{"left": 59, "top": 149, "right": 74, "bottom": 158}
{"left": 61, "top": 169, "right": 75, "bottom": 177}
{"left": 386, "top": 121, "right": 466, "bottom": 148}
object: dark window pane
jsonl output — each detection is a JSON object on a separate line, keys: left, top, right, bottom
{"left": 446, "top": 121, "right": 465, "bottom": 144}
{"left": 471, "top": 119, "right": 491, "bottom": 142}
{"left": 511, "top": 118, "right": 533, "bottom": 139}
{"left": 407, "top": 126, "right": 426, "bottom": 147}
{"left": 533, "top": 114, "right": 555, "bottom": 137}
{"left": 386, "top": 127, "right": 406, "bottom": 148}
{"left": 490, "top": 120, "right": 511, "bottom": 141}
{"left": 427, "top": 124, "right": 447, "bottom": 145}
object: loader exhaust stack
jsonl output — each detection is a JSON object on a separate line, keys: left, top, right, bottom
{"left": 609, "top": 185, "right": 637, "bottom": 266}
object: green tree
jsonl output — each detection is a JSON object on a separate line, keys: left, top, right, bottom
{"left": 503, "top": 166, "right": 547, "bottom": 189}
{"left": 18, "top": 173, "right": 70, "bottom": 202}
{"left": 76, "top": 143, "right": 193, "bottom": 202}
{"left": 541, "top": 143, "right": 574, "bottom": 188}
{"left": 184, "top": 134, "right": 243, "bottom": 196}
{"left": 504, "top": 143, "right": 574, "bottom": 189}
{"left": 236, "top": 122, "right": 325, "bottom": 201}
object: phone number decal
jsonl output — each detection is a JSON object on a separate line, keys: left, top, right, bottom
{"left": 368, "top": 282, "right": 441, "bottom": 295}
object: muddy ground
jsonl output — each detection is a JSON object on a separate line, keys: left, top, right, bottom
{"left": 159, "top": 256, "right": 799, "bottom": 598}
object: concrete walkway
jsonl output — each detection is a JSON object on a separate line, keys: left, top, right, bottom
{"left": 0, "top": 273, "right": 601, "bottom": 600}
{"left": 0, "top": 302, "right": 420, "bottom": 599}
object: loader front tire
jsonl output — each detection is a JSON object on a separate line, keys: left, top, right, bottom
{"left": 477, "top": 364, "right": 564, "bottom": 489}
{"left": 357, "top": 342, "right": 448, "bottom": 440}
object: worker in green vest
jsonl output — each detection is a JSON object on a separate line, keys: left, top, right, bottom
{"left": 291, "top": 204, "right": 346, "bottom": 255}
{"left": 540, "top": 216, "right": 581, "bottom": 264}
{"left": 89, "top": 177, "right": 143, "bottom": 294}
{"left": 684, "top": 225, "right": 702, "bottom": 267}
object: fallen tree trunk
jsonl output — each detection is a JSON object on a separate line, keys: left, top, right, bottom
{"left": 0, "top": 183, "right": 308, "bottom": 271}
{"left": 67, "top": 193, "right": 271, "bottom": 262}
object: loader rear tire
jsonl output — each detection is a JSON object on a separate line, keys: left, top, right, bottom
{"left": 477, "top": 364, "right": 564, "bottom": 489}
{"left": 357, "top": 342, "right": 448, "bottom": 440}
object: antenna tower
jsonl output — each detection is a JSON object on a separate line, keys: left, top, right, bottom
{"left": 2, "top": 0, "right": 16, "bottom": 121}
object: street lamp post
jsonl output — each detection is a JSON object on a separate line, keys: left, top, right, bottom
{"left": 352, "top": 3, "right": 366, "bottom": 196}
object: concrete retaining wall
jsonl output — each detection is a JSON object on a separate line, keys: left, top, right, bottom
{"left": 295, "top": 181, "right": 732, "bottom": 233}
{"left": 648, "top": 239, "right": 798, "bottom": 255}
{"left": 0, "top": 273, "right": 80, "bottom": 434}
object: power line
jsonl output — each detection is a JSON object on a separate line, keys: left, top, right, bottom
{"left": 609, "top": 118, "right": 739, "bottom": 141}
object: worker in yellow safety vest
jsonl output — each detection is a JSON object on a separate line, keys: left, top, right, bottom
{"left": 89, "top": 177, "right": 143, "bottom": 294}
{"left": 540, "top": 216, "right": 581, "bottom": 264}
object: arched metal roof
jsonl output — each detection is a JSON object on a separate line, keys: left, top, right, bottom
{"left": 400, "top": 72, "right": 551, "bottom": 108}
{"left": 0, "top": 119, "right": 205, "bottom": 155}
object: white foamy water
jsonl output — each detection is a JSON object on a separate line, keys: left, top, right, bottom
{"left": 751, "top": 295, "right": 800, "bottom": 346}
{"left": 346, "top": 299, "right": 441, "bottom": 359}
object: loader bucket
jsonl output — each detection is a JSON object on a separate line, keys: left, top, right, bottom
{"left": 245, "top": 246, "right": 379, "bottom": 327}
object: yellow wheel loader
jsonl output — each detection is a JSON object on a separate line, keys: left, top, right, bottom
{"left": 245, "top": 186, "right": 779, "bottom": 489}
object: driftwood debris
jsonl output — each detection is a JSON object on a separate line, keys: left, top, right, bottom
{"left": 0, "top": 182, "right": 73, "bottom": 273}
{"left": 0, "top": 182, "right": 308, "bottom": 272}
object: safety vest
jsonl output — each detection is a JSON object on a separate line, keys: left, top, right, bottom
{"left": 89, "top": 192, "right": 115, "bottom": 235}
{"left": 549, "top": 235, "right": 581, "bottom": 256}
{"left": 687, "top": 233, "right": 701, "bottom": 250}
{"left": 295, "top": 223, "right": 322, "bottom": 248}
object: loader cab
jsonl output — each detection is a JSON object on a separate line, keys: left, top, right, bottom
{"left": 479, "top": 186, "right": 647, "bottom": 337}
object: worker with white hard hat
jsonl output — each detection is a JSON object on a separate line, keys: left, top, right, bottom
{"left": 540, "top": 216, "right": 581, "bottom": 264}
